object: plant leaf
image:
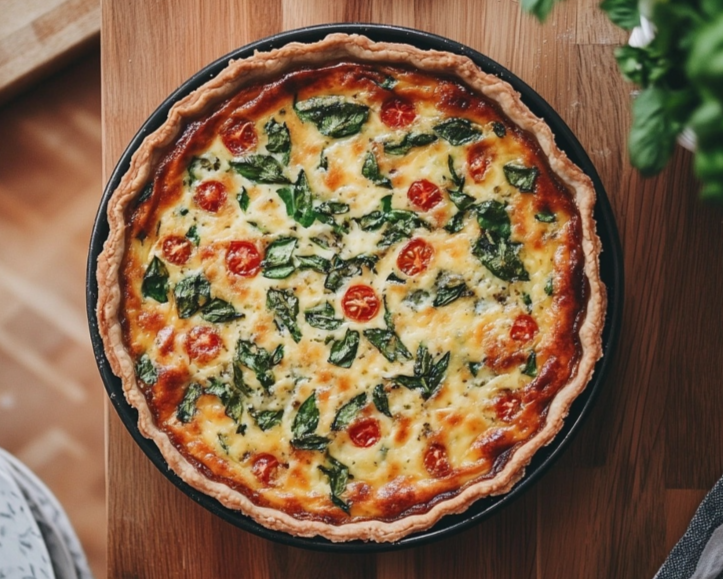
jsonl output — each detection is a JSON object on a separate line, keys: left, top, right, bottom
{"left": 200, "top": 298, "right": 243, "bottom": 323}
{"left": 177, "top": 383, "right": 202, "bottom": 423}
{"left": 362, "top": 151, "right": 392, "bottom": 188}
{"left": 134, "top": 354, "right": 157, "bottom": 385}
{"left": 372, "top": 384, "right": 392, "bottom": 418}
{"left": 332, "top": 393, "right": 367, "bottom": 431}
{"left": 503, "top": 163, "right": 539, "bottom": 192}
{"left": 472, "top": 233, "right": 530, "bottom": 282}
{"left": 173, "top": 274, "right": 211, "bottom": 318}
{"left": 294, "top": 96, "right": 369, "bottom": 138}
{"left": 231, "top": 155, "right": 290, "bottom": 184}
{"left": 328, "top": 330, "right": 360, "bottom": 368}
{"left": 599, "top": 0, "right": 640, "bottom": 30}
{"left": 264, "top": 118, "right": 291, "bottom": 164}
{"left": 318, "top": 455, "right": 351, "bottom": 512}
{"left": 266, "top": 288, "right": 302, "bottom": 343}
{"left": 142, "top": 257, "right": 169, "bottom": 303}
{"left": 304, "top": 302, "right": 343, "bottom": 330}
{"left": 292, "top": 392, "right": 320, "bottom": 439}
{"left": 383, "top": 132, "right": 438, "bottom": 156}
{"left": 433, "top": 118, "right": 482, "bottom": 146}
{"left": 250, "top": 408, "right": 284, "bottom": 431}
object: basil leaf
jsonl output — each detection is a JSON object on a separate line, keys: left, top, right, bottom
{"left": 200, "top": 298, "right": 243, "bottom": 323}
{"left": 235, "top": 339, "right": 283, "bottom": 392}
{"left": 522, "top": 351, "right": 538, "bottom": 377}
{"left": 294, "top": 96, "right": 369, "bottom": 138}
{"left": 356, "top": 210, "right": 387, "bottom": 231}
{"left": 250, "top": 408, "right": 284, "bottom": 431}
{"left": 187, "top": 155, "right": 220, "bottom": 183}
{"left": 296, "top": 255, "right": 331, "bottom": 273}
{"left": 545, "top": 277, "right": 554, "bottom": 296}
{"left": 332, "top": 393, "right": 367, "bottom": 431}
{"left": 433, "top": 272, "right": 472, "bottom": 307}
{"left": 293, "top": 392, "right": 320, "bottom": 438}
{"left": 262, "top": 265, "right": 295, "bottom": 279}
{"left": 364, "top": 329, "right": 412, "bottom": 362}
{"left": 391, "top": 345, "right": 450, "bottom": 400}
{"left": 135, "top": 182, "right": 153, "bottom": 207}
{"left": 522, "top": 292, "right": 533, "bottom": 313}
{"left": 142, "top": 257, "right": 169, "bottom": 303}
{"left": 468, "top": 361, "right": 484, "bottom": 377}
{"left": 135, "top": 354, "right": 157, "bottom": 385}
{"left": 316, "top": 201, "right": 350, "bottom": 215}
{"left": 185, "top": 225, "right": 200, "bottom": 246}
{"left": 231, "top": 155, "right": 290, "bottom": 184}
{"left": 362, "top": 151, "right": 392, "bottom": 189}
{"left": 177, "top": 383, "right": 202, "bottom": 423}
{"left": 291, "top": 435, "right": 330, "bottom": 451}
{"left": 447, "top": 155, "right": 465, "bottom": 189}
{"left": 372, "top": 384, "right": 392, "bottom": 418}
{"left": 535, "top": 211, "right": 556, "bottom": 223}
{"left": 324, "top": 254, "right": 378, "bottom": 292}
{"left": 433, "top": 118, "right": 482, "bottom": 146}
{"left": 377, "top": 75, "right": 397, "bottom": 90}
{"left": 492, "top": 121, "right": 506, "bottom": 138}
{"left": 520, "top": 0, "right": 559, "bottom": 21}
{"left": 174, "top": 274, "right": 211, "bottom": 318}
{"left": 444, "top": 209, "right": 470, "bottom": 234}
{"left": 264, "top": 237, "right": 297, "bottom": 268}
{"left": 476, "top": 200, "right": 511, "bottom": 237}
{"left": 206, "top": 377, "right": 244, "bottom": 423}
{"left": 264, "top": 118, "right": 291, "bottom": 164}
{"left": 383, "top": 132, "right": 438, "bottom": 156}
{"left": 276, "top": 170, "right": 317, "bottom": 228}
{"left": 232, "top": 361, "right": 253, "bottom": 397}
{"left": 386, "top": 272, "right": 406, "bottom": 285}
{"left": 503, "top": 163, "right": 539, "bottom": 193}
{"left": 599, "top": 0, "right": 640, "bottom": 30}
{"left": 318, "top": 149, "right": 328, "bottom": 170}
{"left": 318, "top": 455, "right": 351, "bottom": 513}
{"left": 304, "top": 302, "right": 343, "bottom": 330}
{"left": 628, "top": 86, "right": 681, "bottom": 176}
{"left": 472, "top": 233, "right": 530, "bottom": 282}
{"left": 237, "top": 188, "right": 250, "bottom": 212}
{"left": 266, "top": 288, "right": 302, "bottom": 343}
{"left": 328, "top": 330, "right": 360, "bottom": 368}
{"left": 404, "top": 289, "right": 430, "bottom": 309}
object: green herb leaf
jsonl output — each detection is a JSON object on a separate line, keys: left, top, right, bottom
{"left": 318, "top": 455, "right": 351, "bottom": 513}
{"left": 386, "top": 272, "right": 406, "bottom": 285}
{"left": 520, "top": 0, "right": 560, "bottom": 21}
{"left": 296, "top": 254, "right": 331, "bottom": 274}
{"left": 276, "top": 170, "right": 317, "bottom": 228}
{"left": 266, "top": 288, "right": 302, "bottom": 343}
{"left": 231, "top": 155, "right": 290, "bottom": 184}
{"left": 522, "top": 292, "right": 533, "bottom": 313}
{"left": 404, "top": 289, "right": 430, "bottom": 309}
{"left": 363, "top": 298, "right": 411, "bottom": 362}
{"left": 237, "top": 188, "right": 250, "bottom": 212}
{"left": 294, "top": 96, "right": 370, "bottom": 138}
{"left": 522, "top": 351, "right": 538, "bottom": 377}
{"left": 135, "top": 354, "right": 157, "bottom": 385}
{"left": 206, "top": 377, "right": 244, "bottom": 423}
{"left": 187, "top": 155, "right": 220, "bottom": 183}
{"left": 328, "top": 330, "right": 360, "bottom": 368}
{"left": 383, "top": 132, "right": 438, "bottom": 156}
{"left": 433, "top": 271, "right": 473, "bottom": 307}
{"left": 173, "top": 274, "right": 211, "bottom": 318}
{"left": 200, "top": 298, "right": 243, "bottom": 323}
{"left": 545, "top": 276, "right": 554, "bottom": 296}
{"left": 391, "top": 345, "right": 450, "bottom": 400}
{"left": 235, "top": 339, "right": 283, "bottom": 392}
{"left": 185, "top": 224, "right": 200, "bottom": 246}
{"left": 362, "top": 151, "right": 392, "bottom": 188}
{"left": 264, "top": 118, "right": 291, "bottom": 164}
{"left": 324, "top": 254, "right": 379, "bottom": 292}
{"left": 250, "top": 408, "right": 284, "bottom": 431}
{"left": 468, "top": 361, "right": 484, "bottom": 377}
{"left": 492, "top": 121, "right": 507, "bottom": 138}
{"left": 136, "top": 182, "right": 154, "bottom": 206}
{"left": 332, "top": 393, "right": 367, "bottom": 431}
{"left": 377, "top": 75, "right": 397, "bottom": 90}
{"left": 291, "top": 435, "right": 330, "bottom": 451}
{"left": 476, "top": 200, "right": 511, "bottom": 237}
{"left": 628, "top": 86, "right": 681, "bottom": 176}
{"left": 304, "top": 302, "right": 343, "bottom": 330}
{"left": 263, "top": 236, "right": 297, "bottom": 267}
{"left": 142, "top": 257, "right": 169, "bottom": 303}
{"left": 433, "top": 118, "right": 482, "bottom": 146}
{"left": 599, "top": 0, "right": 640, "bottom": 30}
{"left": 472, "top": 233, "right": 530, "bottom": 282}
{"left": 372, "top": 384, "right": 392, "bottom": 418}
{"left": 535, "top": 211, "right": 556, "bottom": 223}
{"left": 292, "top": 392, "right": 320, "bottom": 439}
{"left": 503, "top": 163, "right": 539, "bottom": 192}
{"left": 177, "top": 383, "right": 202, "bottom": 423}
{"left": 318, "top": 149, "right": 329, "bottom": 170}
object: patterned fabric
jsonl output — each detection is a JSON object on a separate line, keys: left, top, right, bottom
{"left": 655, "top": 475, "right": 723, "bottom": 579}
{"left": 0, "top": 449, "right": 94, "bottom": 579}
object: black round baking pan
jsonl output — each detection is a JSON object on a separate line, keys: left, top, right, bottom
{"left": 86, "top": 23, "right": 623, "bottom": 552}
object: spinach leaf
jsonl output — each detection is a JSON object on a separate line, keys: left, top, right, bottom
{"left": 535, "top": 211, "right": 556, "bottom": 223}
{"left": 492, "top": 121, "right": 506, "bottom": 138}
{"left": 403, "top": 289, "right": 430, "bottom": 309}
{"left": 468, "top": 361, "right": 484, "bottom": 377}
{"left": 266, "top": 288, "right": 302, "bottom": 342}
{"left": 391, "top": 345, "right": 451, "bottom": 400}
{"left": 264, "top": 118, "right": 291, "bottom": 164}
{"left": 231, "top": 155, "right": 290, "bottom": 184}
{"left": 250, "top": 408, "right": 284, "bottom": 431}
{"left": 277, "top": 170, "right": 316, "bottom": 227}
{"left": 383, "top": 132, "right": 438, "bottom": 156}
{"left": 318, "top": 149, "right": 328, "bottom": 170}
{"left": 174, "top": 274, "right": 211, "bottom": 318}
{"left": 262, "top": 236, "right": 297, "bottom": 279}
{"left": 324, "top": 254, "right": 379, "bottom": 292}
{"left": 522, "top": 351, "right": 538, "bottom": 377}
{"left": 503, "top": 163, "right": 539, "bottom": 193}
{"left": 472, "top": 232, "right": 529, "bottom": 282}
{"left": 185, "top": 224, "right": 200, "bottom": 246}
{"left": 235, "top": 339, "right": 284, "bottom": 392}
{"left": 447, "top": 156, "right": 475, "bottom": 210}
{"left": 292, "top": 392, "right": 320, "bottom": 439}
{"left": 142, "top": 256, "right": 169, "bottom": 303}
{"left": 291, "top": 434, "right": 330, "bottom": 451}
{"left": 294, "top": 96, "right": 369, "bottom": 138}
{"left": 522, "top": 292, "right": 533, "bottom": 313}
{"left": 187, "top": 155, "right": 221, "bottom": 182}
{"left": 433, "top": 118, "right": 482, "bottom": 146}
{"left": 205, "top": 377, "right": 244, "bottom": 424}
{"left": 296, "top": 255, "right": 331, "bottom": 274}
{"left": 362, "top": 151, "right": 392, "bottom": 189}
{"left": 386, "top": 272, "right": 406, "bottom": 285}
{"left": 377, "top": 75, "right": 397, "bottom": 90}
{"left": 372, "top": 384, "right": 392, "bottom": 418}
{"left": 363, "top": 298, "right": 412, "bottom": 362}
{"left": 135, "top": 354, "right": 157, "bottom": 385}
{"left": 304, "top": 302, "right": 343, "bottom": 330}
{"left": 135, "top": 182, "right": 153, "bottom": 207}
{"left": 237, "top": 188, "right": 250, "bottom": 212}
{"left": 545, "top": 277, "right": 554, "bottom": 296}
{"left": 232, "top": 360, "right": 253, "bottom": 397}
{"left": 200, "top": 298, "right": 243, "bottom": 323}
{"left": 476, "top": 200, "right": 511, "bottom": 237}
{"left": 177, "top": 383, "right": 202, "bottom": 423}
{"left": 328, "top": 330, "right": 360, "bottom": 368}
{"left": 433, "top": 271, "right": 473, "bottom": 307}
{"left": 318, "top": 455, "right": 351, "bottom": 513}
{"left": 332, "top": 393, "right": 367, "bottom": 431}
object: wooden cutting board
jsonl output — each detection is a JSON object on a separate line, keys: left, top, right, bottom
{"left": 102, "top": 1, "right": 723, "bottom": 577}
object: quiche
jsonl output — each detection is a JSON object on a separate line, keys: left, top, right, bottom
{"left": 96, "top": 33, "right": 605, "bottom": 542}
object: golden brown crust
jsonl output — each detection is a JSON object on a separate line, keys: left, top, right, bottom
{"left": 96, "top": 33, "right": 605, "bottom": 542}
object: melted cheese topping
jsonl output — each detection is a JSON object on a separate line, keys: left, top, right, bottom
{"left": 120, "top": 63, "right": 586, "bottom": 523}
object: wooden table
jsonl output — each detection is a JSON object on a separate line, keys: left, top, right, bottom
{"left": 102, "top": 1, "right": 723, "bottom": 577}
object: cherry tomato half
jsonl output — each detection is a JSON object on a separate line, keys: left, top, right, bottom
{"left": 161, "top": 235, "right": 192, "bottom": 266}
{"left": 510, "top": 314, "right": 539, "bottom": 342}
{"left": 380, "top": 97, "right": 416, "bottom": 129}
{"left": 194, "top": 180, "right": 227, "bottom": 213}
{"left": 185, "top": 326, "right": 222, "bottom": 364}
{"left": 493, "top": 391, "right": 522, "bottom": 422}
{"left": 348, "top": 417, "right": 381, "bottom": 448}
{"left": 407, "top": 179, "right": 443, "bottom": 211}
{"left": 221, "top": 117, "right": 258, "bottom": 156}
{"left": 252, "top": 453, "right": 280, "bottom": 485}
{"left": 226, "top": 241, "right": 261, "bottom": 277}
{"left": 467, "top": 142, "right": 493, "bottom": 183}
{"left": 424, "top": 443, "right": 451, "bottom": 478}
{"left": 397, "top": 238, "right": 434, "bottom": 276}
{"left": 342, "top": 285, "right": 380, "bottom": 322}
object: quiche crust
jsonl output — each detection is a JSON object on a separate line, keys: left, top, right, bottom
{"left": 96, "top": 33, "right": 605, "bottom": 542}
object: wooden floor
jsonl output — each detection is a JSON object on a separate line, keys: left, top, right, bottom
{"left": 0, "top": 52, "right": 105, "bottom": 579}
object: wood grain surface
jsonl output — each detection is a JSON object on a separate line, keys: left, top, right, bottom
{"left": 101, "top": 1, "right": 723, "bottom": 577}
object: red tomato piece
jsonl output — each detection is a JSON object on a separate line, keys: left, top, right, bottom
{"left": 510, "top": 314, "right": 539, "bottom": 342}
{"left": 467, "top": 143, "right": 493, "bottom": 183}
{"left": 252, "top": 453, "right": 280, "bottom": 485}
{"left": 185, "top": 326, "right": 222, "bottom": 364}
{"left": 161, "top": 235, "right": 192, "bottom": 266}
{"left": 226, "top": 241, "right": 261, "bottom": 277}
{"left": 348, "top": 417, "right": 381, "bottom": 448}
{"left": 397, "top": 238, "right": 434, "bottom": 276}
{"left": 493, "top": 391, "right": 522, "bottom": 422}
{"left": 342, "top": 285, "right": 380, "bottom": 322}
{"left": 424, "top": 443, "right": 451, "bottom": 478}
{"left": 407, "top": 179, "right": 443, "bottom": 211}
{"left": 380, "top": 97, "right": 416, "bottom": 129}
{"left": 221, "top": 117, "right": 258, "bottom": 156}
{"left": 194, "top": 180, "right": 227, "bottom": 213}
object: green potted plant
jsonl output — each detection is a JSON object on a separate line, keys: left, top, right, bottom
{"left": 522, "top": 0, "right": 723, "bottom": 202}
